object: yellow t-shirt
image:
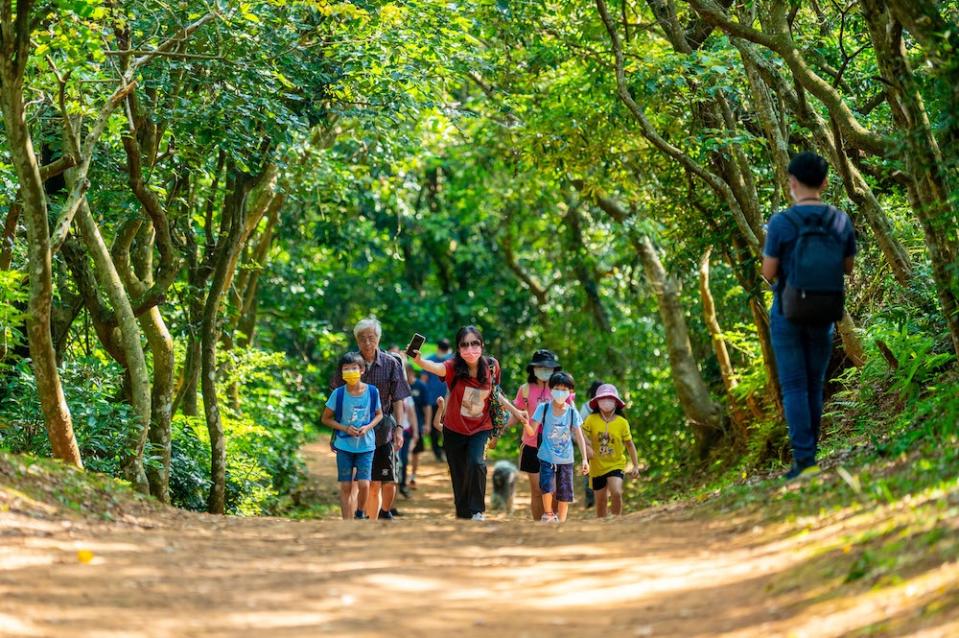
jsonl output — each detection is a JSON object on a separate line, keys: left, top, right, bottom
{"left": 582, "top": 413, "right": 632, "bottom": 477}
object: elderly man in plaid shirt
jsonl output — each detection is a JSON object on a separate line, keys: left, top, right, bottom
{"left": 331, "top": 317, "right": 411, "bottom": 520}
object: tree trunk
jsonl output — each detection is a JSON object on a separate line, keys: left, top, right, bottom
{"left": 836, "top": 311, "right": 866, "bottom": 368}
{"left": 141, "top": 307, "right": 173, "bottom": 502}
{"left": 74, "top": 199, "right": 151, "bottom": 491}
{"left": 748, "top": 297, "right": 783, "bottom": 414}
{"left": 699, "top": 249, "right": 751, "bottom": 440}
{"left": 202, "top": 171, "right": 256, "bottom": 514}
{"left": 0, "top": 56, "right": 82, "bottom": 467}
{"left": 0, "top": 199, "right": 21, "bottom": 270}
{"left": 176, "top": 332, "right": 201, "bottom": 416}
{"left": 637, "top": 235, "right": 726, "bottom": 458}
{"left": 591, "top": 191, "right": 726, "bottom": 457}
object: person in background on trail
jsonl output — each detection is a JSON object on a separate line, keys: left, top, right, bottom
{"left": 578, "top": 380, "right": 605, "bottom": 509}
{"left": 408, "top": 365, "right": 431, "bottom": 490}
{"left": 582, "top": 383, "right": 639, "bottom": 518}
{"left": 762, "top": 152, "right": 856, "bottom": 481}
{"left": 331, "top": 318, "right": 411, "bottom": 520}
{"left": 396, "top": 369, "right": 415, "bottom": 500}
{"left": 423, "top": 338, "right": 452, "bottom": 462}
{"left": 507, "top": 349, "right": 573, "bottom": 521}
{"left": 524, "top": 371, "right": 588, "bottom": 523}
{"left": 398, "top": 364, "right": 429, "bottom": 498}
{"left": 413, "top": 326, "right": 529, "bottom": 521}
{"left": 322, "top": 352, "right": 382, "bottom": 520}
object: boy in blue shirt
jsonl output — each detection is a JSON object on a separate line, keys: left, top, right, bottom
{"left": 524, "top": 371, "right": 589, "bottom": 523}
{"left": 322, "top": 352, "right": 383, "bottom": 519}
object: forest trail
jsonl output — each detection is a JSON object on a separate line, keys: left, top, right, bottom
{"left": 1, "top": 443, "right": 956, "bottom": 638}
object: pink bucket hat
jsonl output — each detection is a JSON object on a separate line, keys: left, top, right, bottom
{"left": 588, "top": 383, "right": 625, "bottom": 410}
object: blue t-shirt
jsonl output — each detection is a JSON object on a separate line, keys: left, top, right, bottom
{"left": 534, "top": 402, "right": 582, "bottom": 465}
{"left": 764, "top": 204, "right": 857, "bottom": 307}
{"left": 424, "top": 353, "right": 452, "bottom": 406}
{"left": 326, "top": 386, "right": 380, "bottom": 453}
{"left": 410, "top": 379, "right": 429, "bottom": 430}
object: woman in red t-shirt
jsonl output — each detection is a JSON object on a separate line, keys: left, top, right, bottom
{"left": 414, "top": 325, "right": 529, "bottom": 520}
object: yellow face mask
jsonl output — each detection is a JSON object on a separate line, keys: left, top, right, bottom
{"left": 342, "top": 370, "right": 362, "bottom": 384}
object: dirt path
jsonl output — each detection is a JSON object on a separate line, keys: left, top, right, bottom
{"left": 1, "top": 444, "right": 956, "bottom": 637}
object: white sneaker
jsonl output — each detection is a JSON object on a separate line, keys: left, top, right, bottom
{"left": 540, "top": 513, "right": 559, "bottom": 523}
{"left": 471, "top": 512, "right": 486, "bottom": 521}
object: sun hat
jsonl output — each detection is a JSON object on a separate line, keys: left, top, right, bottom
{"left": 526, "top": 349, "right": 561, "bottom": 374}
{"left": 588, "top": 383, "right": 625, "bottom": 410}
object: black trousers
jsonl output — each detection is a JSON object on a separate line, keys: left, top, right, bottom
{"left": 430, "top": 424, "right": 444, "bottom": 459}
{"left": 443, "top": 428, "right": 490, "bottom": 518}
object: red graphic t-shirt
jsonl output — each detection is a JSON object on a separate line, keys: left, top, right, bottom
{"left": 442, "top": 357, "right": 501, "bottom": 436}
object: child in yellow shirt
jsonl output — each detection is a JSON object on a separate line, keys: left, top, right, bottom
{"left": 582, "top": 384, "right": 639, "bottom": 517}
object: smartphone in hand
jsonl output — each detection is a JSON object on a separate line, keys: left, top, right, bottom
{"left": 406, "top": 333, "right": 426, "bottom": 357}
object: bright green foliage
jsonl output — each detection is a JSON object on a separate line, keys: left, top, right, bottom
{"left": 0, "top": 271, "right": 26, "bottom": 371}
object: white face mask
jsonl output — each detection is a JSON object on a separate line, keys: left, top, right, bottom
{"left": 551, "top": 389, "right": 570, "bottom": 404}
{"left": 598, "top": 399, "right": 617, "bottom": 413}
{"left": 534, "top": 367, "right": 553, "bottom": 382}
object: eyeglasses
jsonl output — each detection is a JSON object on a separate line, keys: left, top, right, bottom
{"left": 459, "top": 340, "right": 483, "bottom": 350}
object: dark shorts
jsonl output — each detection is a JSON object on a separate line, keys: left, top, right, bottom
{"left": 413, "top": 427, "right": 425, "bottom": 454}
{"left": 539, "top": 462, "right": 574, "bottom": 503}
{"left": 593, "top": 470, "right": 626, "bottom": 490}
{"left": 519, "top": 444, "right": 541, "bottom": 474}
{"left": 591, "top": 469, "right": 625, "bottom": 491}
{"left": 371, "top": 442, "right": 397, "bottom": 482}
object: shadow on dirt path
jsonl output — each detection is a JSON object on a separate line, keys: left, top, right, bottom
{"left": 1, "top": 442, "right": 956, "bottom": 637}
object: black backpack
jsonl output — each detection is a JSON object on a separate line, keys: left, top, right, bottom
{"left": 780, "top": 205, "right": 846, "bottom": 325}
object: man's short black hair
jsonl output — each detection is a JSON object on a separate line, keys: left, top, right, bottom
{"left": 548, "top": 371, "right": 575, "bottom": 389}
{"left": 788, "top": 151, "right": 829, "bottom": 188}
{"left": 437, "top": 338, "right": 451, "bottom": 351}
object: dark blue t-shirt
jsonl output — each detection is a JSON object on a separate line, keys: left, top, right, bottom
{"left": 764, "top": 204, "right": 857, "bottom": 301}
{"left": 424, "top": 353, "right": 451, "bottom": 406}
{"left": 410, "top": 379, "right": 429, "bottom": 430}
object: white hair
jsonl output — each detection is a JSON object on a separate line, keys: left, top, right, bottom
{"left": 353, "top": 317, "right": 382, "bottom": 338}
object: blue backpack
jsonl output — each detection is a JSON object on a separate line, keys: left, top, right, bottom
{"left": 781, "top": 205, "right": 846, "bottom": 324}
{"left": 329, "top": 384, "right": 379, "bottom": 449}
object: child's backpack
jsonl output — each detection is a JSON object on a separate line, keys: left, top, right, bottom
{"left": 329, "top": 384, "right": 380, "bottom": 451}
{"left": 781, "top": 205, "right": 846, "bottom": 324}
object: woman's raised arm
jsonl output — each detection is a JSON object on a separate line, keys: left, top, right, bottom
{"left": 413, "top": 351, "right": 446, "bottom": 377}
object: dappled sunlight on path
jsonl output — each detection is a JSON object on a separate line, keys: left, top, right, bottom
{"left": 1, "top": 443, "right": 956, "bottom": 637}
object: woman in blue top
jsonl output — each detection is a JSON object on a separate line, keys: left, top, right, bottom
{"left": 523, "top": 371, "right": 589, "bottom": 523}
{"left": 322, "top": 352, "right": 383, "bottom": 519}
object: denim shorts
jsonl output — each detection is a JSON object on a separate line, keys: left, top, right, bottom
{"left": 336, "top": 449, "right": 374, "bottom": 482}
{"left": 539, "top": 462, "right": 574, "bottom": 503}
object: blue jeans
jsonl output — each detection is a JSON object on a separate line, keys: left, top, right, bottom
{"left": 770, "top": 304, "right": 834, "bottom": 466}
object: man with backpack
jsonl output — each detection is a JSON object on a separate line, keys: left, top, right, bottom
{"left": 762, "top": 152, "right": 857, "bottom": 480}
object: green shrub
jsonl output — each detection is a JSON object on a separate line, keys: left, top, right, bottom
{"left": 0, "top": 357, "right": 137, "bottom": 476}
